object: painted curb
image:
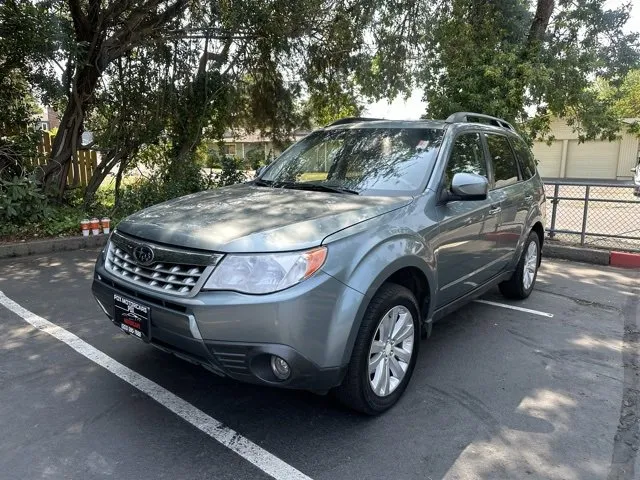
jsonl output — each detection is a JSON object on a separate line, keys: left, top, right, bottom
{"left": 542, "top": 243, "right": 611, "bottom": 266}
{"left": 0, "top": 235, "right": 107, "bottom": 260}
{"left": 610, "top": 251, "right": 640, "bottom": 269}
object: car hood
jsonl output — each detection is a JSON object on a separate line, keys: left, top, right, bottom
{"left": 117, "top": 184, "right": 412, "bottom": 252}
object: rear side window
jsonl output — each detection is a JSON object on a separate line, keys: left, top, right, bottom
{"left": 485, "top": 134, "right": 519, "bottom": 189}
{"left": 444, "top": 132, "right": 488, "bottom": 190}
{"left": 510, "top": 137, "right": 537, "bottom": 180}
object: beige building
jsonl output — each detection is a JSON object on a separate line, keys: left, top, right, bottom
{"left": 532, "top": 118, "right": 639, "bottom": 180}
{"left": 219, "top": 130, "right": 311, "bottom": 160}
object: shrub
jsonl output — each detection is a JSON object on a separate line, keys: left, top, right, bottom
{"left": 116, "top": 159, "right": 216, "bottom": 217}
{"left": 206, "top": 150, "right": 222, "bottom": 169}
{"left": 217, "top": 156, "right": 246, "bottom": 187}
{"left": 0, "top": 174, "right": 52, "bottom": 225}
{"left": 245, "top": 149, "right": 266, "bottom": 170}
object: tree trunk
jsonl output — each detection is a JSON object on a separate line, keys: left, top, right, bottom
{"left": 42, "top": 62, "right": 102, "bottom": 197}
{"left": 167, "top": 37, "right": 232, "bottom": 177}
{"left": 528, "top": 0, "right": 555, "bottom": 47}
{"left": 83, "top": 149, "right": 128, "bottom": 207}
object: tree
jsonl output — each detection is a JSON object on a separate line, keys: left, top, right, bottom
{"left": 0, "top": 70, "right": 41, "bottom": 179}
{"left": 612, "top": 69, "right": 640, "bottom": 118}
{"left": 0, "top": 0, "right": 64, "bottom": 179}
{"left": 35, "top": 0, "right": 190, "bottom": 195}
{"left": 83, "top": 48, "right": 173, "bottom": 205}
{"left": 14, "top": 0, "right": 409, "bottom": 198}
{"left": 413, "top": 0, "right": 639, "bottom": 141}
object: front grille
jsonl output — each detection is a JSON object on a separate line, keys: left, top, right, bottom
{"left": 104, "top": 231, "right": 221, "bottom": 296}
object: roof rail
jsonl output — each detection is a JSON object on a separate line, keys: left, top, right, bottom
{"left": 445, "top": 112, "right": 515, "bottom": 131}
{"left": 325, "top": 117, "right": 384, "bottom": 127}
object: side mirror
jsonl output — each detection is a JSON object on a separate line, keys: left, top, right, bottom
{"left": 255, "top": 166, "right": 265, "bottom": 178}
{"left": 450, "top": 172, "right": 489, "bottom": 201}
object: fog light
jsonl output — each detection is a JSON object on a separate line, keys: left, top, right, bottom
{"left": 270, "top": 355, "right": 291, "bottom": 380}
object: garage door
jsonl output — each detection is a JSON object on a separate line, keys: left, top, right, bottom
{"left": 532, "top": 141, "right": 563, "bottom": 178}
{"left": 565, "top": 140, "right": 620, "bottom": 179}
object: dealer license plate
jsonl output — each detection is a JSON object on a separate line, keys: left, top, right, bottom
{"left": 114, "top": 294, "right": 149, "bottom": 339}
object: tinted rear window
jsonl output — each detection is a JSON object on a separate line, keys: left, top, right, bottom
{"left": 510, "top": 137, "right": 537, "bottom": 180}
{"left": 485, "top": 134, "right": 519, "bottom": 189}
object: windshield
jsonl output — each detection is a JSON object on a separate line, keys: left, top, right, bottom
{"left": 260, "top": 127, "right": 444, "bottom": 195}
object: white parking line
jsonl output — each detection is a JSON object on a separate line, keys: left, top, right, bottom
{"left": 0, "top": 291, "right": 312, "bottom": 480}
{"left": 473, "top": 299, "right": 554, "bottom": 318}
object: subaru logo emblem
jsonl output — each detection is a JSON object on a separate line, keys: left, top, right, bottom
{"left": 133, "top": 245, "right": 155, "bottom": 265}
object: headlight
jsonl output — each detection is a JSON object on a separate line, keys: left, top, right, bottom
{"left": 203, "top": 247, "right": 327, "bottom": 294}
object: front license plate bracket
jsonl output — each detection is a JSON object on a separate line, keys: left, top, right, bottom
{"left": 114, "top": 294, "right": 150, "bottom": 340}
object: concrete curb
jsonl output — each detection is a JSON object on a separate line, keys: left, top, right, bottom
{"left": 0, "top": 235, "right": 107, "bottom": 260}
{"left": 542, "top": 243, "right": 611, "bottom": 265}
{"left": 543, "top": 242, "right": 640, "bottom": 268}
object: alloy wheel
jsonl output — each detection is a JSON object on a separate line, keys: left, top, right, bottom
{"left": 368, "top": 306, "right": 415, "bottom": 397}
{"left": 523, "top": 241, "right": 538, "bottom": 290}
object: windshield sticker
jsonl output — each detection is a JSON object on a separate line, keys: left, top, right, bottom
{"left": 416, "top": 140, "right": 430, "bottom": 151}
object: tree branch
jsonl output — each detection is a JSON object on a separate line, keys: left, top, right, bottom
{"left": 101, "top": 0, "right": 188, "bottom": 64}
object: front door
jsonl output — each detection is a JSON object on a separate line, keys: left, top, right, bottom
{"left": 433, "top": 132, "right": 500, "bottom": 308}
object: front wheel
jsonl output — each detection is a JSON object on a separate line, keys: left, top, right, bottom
{"left": 499, "top": 231, "right": 540, "bottom": 299}
{"left": 333, "top": 283, "right": 420, "bottom": 415}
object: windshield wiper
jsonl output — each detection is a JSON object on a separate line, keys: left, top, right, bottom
{"left": 283, "top": 182, "right": 360, "bottom": 195}
{"left": 252, "top": 178, "right": 274, "bottom": 187}
{"left": 253, "top": 179, "right": 359, "bottom": 195}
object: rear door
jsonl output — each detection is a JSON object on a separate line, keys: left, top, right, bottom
{"left": 483, "top": 133, "right": 526, "bottom": 268}
{"left": 433, "top": 132, "right": 500, "bottom": 307}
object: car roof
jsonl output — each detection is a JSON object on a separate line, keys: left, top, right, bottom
{"left": 322, "top": 119, "right": 522, "bottom": 138}
{"left": 323, "top": 119, "right": 449, "bottom": 131}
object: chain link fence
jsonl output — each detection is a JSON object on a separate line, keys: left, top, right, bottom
{"left": 544, "top": 180, "right": 640, "bottom": 252}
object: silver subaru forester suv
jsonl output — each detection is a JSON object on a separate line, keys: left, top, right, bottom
{"left": 92, "top": 112, "right": 546, "bottom": 414}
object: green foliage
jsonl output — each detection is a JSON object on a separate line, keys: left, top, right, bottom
{"left": 205, "top": 150, "right": 222, "bottom": 169}
{"left": 216, "top": 156, "right": 246, "bottom": 187}
{"left": 3, "top": 0, "right": 638, "bottom": 207}
{"left": 245, "top": 149, "right": 266, "bottom": 170}
{"left": 117, "top": 159, "right": 216, "bottom": 217}
{"left": 612, "top": 70, "right": 640, "bottom": 118}
{"left": 39, "top": 208, "right": 86, "bottom": 237}
{"left": 415, "top": 0, "right": 639, "bottom": 142}
{"left": 0, "top": 70, "right": 42, "bottom": 179}
{"left": 0, "top": 203, "right": 122, "bottom": 240}
{"left": 0, "top": 174, "right": 52, "bottom": 225}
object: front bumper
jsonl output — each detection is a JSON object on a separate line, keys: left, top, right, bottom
{"left": 92, "top": 253, "right": 364, "bottom": 391}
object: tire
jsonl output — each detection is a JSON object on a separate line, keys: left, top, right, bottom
{"left": 334, "top": 283, "right": 420, "bottom": 415}
{"left": 499, "top": 231, "right": 540, "bottom": 300}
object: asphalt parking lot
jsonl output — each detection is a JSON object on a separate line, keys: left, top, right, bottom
{"left": 0, "top": 249, "right": 638, "bottom": 480}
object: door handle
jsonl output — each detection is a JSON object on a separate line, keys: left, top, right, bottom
{"left": 524, "top": 195, "right": 534, "bottom": 202}
{"left": 488, "top": 204, "right": 501, "bottom": 215}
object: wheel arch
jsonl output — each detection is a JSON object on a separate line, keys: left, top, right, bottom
{"left": 339, "top": 255, "right": 435, "bottom": 366}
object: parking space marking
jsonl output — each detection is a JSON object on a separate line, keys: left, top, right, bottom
{"left": 473, "top": 299, "right": 554, "bottom": 318}
{"left": 0, "top": 291, "right": 312, "bottom": 480}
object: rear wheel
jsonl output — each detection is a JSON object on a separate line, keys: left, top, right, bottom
{"left": 499, "top": 231, "right": 540, "bottom": 299}
{"left": 334, "top": 283, "right": 420, "bottom": 415}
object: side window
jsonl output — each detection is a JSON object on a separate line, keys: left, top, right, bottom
{"left": 444, "top": 133, "right": 488, "bottom": 190}
{"left": 510, "top": 137, "right": 537, "bottom": 180}
{"left": 485, "top": 134, "right": 519, "bottom": 189}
